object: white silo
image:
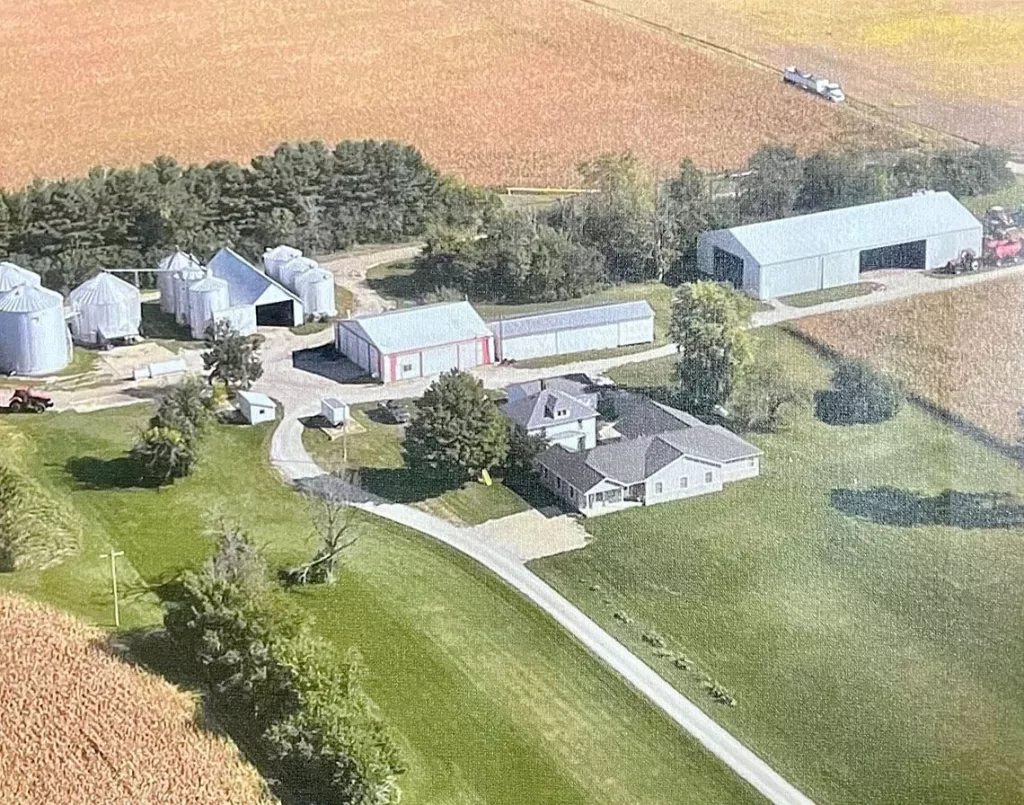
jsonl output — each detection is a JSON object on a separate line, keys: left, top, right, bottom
{"left": 187, "top": 274, "right": 231, "bottom": 339}
{"left": 279, "top": 256, "right": 317, "bottom": 290}
{"left": 294, "top": 267, "right": 337, "bottom": 318}
{"left": 174, "top": 261, "right": 206, "bottom": 325}
{"left": 0, "top": 261, "right": 42, "bottom": 292}
{"left": 158, "top": 251, "right": 202, "bottom": 314}
{"left": 263, "top": 245, "right": 302, "bottom": 282}
{"left": 0, "top": 284, "right": 70, "bottom": 376}
{"left": 68, "top": 272, "right": 142, "bottom": 346}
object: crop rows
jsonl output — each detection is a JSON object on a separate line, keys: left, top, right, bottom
{"left": 0, "top": 0, "right": 900, "bottom": 189}
{"left": 0, "top": 593, "right": 269, "bottom": 805}
{"left": 792, "top": 276, "right": 1024, "bottom": 443}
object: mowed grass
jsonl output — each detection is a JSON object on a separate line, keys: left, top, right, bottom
{"left": 779, "top": 281, "right": 880, "bottom": 308}
{"left": 961, "top": 176, "right": 1024, "bottom": 215}
{"left": 536, "top": 327, "right": 1024, "bottom": 804}
{"left": 303, "top": 404, "right": 530, "bottom": 525}
{"left": 0, "top": 407, "right": 762, "bottom": 805}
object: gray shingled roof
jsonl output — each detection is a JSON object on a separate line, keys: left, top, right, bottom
{"left": 712, "top": 191, "right": 980, "bottom": 266}
{"left": 607, "top": 392, "right": 701, "bottom": 439}
{"left": 506, "top": 374, "right": 601, "bottom": 405}
{"left": 338, "top": 301, "right": 491, "bottom": 354}
{"left": 660, "top": 425, "right": 761, "bottom": 463}
{"left": 536, "top": 445, "right": 606, "bottom": 492}
{"left": 503, "top": 389, "right": 598, "bottom": 430}
{"left": 488, "top": 300, "right": 654, "bottom": 339}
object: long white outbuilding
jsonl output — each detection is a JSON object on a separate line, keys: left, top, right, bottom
{"left": 697, "top": 191, "right": 983, "bottom": 300}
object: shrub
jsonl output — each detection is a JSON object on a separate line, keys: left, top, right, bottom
{"left": 817, "top": 358, "right": 904, "bottom": 425}
{"left": 130, "top": 426, "right": 196, "bottom": 484}
{"left": 641, "top": 630, "right": 666, "bottom": 649}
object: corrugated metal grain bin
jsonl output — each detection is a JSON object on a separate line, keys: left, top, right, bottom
{"left": 157, "top": 251, "right": 202, "bottom": 314}
{"left": 263, "top": 245, "right": 302, "bottom": 282}
{"left": 0, "top": 262, "right": 42, "bottom": 292}
{"left": 68, "top": 272, "right": 142, "bottom": 346}
{"left": 187, "top": 275, "right": 231, "bottom": 340}
{"left": 0, "top": 284, "right": 71, "bottom": 376}
{"left": 295, "top": 268, "right": 337, "bottom": 318}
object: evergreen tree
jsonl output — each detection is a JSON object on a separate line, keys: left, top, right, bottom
{"left": 737, "top": 145, "right": 802, "bottom": 222}
{"left": 405, "top": 370, "right": 509, "bottom": 481}
{"left": 202, "top": 321, "right": 264, "bottom": 390}
{"left": 130, "top": 426, "right": 196, "bottom": 484}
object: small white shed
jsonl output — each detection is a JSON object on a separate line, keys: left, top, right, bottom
{"left": 321, "top": 397, "right": 350, "bottom": 427}
{"left": 236, "top": 390, "right": 277, "bottom": 425}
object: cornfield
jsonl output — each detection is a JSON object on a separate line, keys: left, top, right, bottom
{"left": 792, "top": 276, "right": 1024, "bottom": 443}
{"left": 0, "top": 593, "right": 272, "bottom": 805}
{"left": 0, "top": 0, "right": 899, "bottom": 189}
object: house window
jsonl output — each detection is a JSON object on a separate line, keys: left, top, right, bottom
{"left": 569, "top": 487, "right": 576, "bottom": 499}
{"left": 705, "top": 471, "right": 713, "bottom": 483}
{"left": 541, "top": 466, "right": 549, "bottom": 479}
{"left": 654, "top": 481, "right": 663, "bottom": 494}
{"left": 556, "top": 477, "right": 562, "bottom": 490}
{"left": 557, "top": 408, "right": 568, "bottom": 417}
{"left": 595, "top": 491, "right": 604, "bottom": 502}
{"left": 680, "top": 477, "right": 688, "bottom": 489}
{"left": 401, "top": 362, "right": 414, "bottom": 372}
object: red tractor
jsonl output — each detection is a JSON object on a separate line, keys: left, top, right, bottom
{"left": 982, "top": 229, "right": 1024, "bottom": 268}
{"left": 3, "top": 387, "right": 53, "bottom": 413}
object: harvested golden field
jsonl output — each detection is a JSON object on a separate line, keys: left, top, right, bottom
{"left": 587, "top": 0, "right": 1024, "bottom": 152}
{"left": 0, "top": 592, "right": 270, "bottom": 805}
{"left": 792, "top": 276, "right": 1024, "bottom": 443}
{"left": 0, "top": 0, "right": 899, "bottom": 189}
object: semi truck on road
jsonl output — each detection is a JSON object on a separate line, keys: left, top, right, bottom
{"left": 783, "top": 66, "right": 845, "bottom": 103}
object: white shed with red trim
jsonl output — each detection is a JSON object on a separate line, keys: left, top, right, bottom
{"left": 334, "top": 301, "right": 494, "bottom": 384}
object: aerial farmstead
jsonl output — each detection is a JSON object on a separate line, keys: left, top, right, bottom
{"left": 698, "top": 191, "right": 982, "bottom": 299}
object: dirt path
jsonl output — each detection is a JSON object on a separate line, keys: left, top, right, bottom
{"left": 320, "top": 244, "right": 423, "bottom": 315}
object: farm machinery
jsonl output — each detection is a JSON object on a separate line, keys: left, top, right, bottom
{"left": 2, "top": 387, "right": 53, "bottom": 413}
{"left": 782, "top": 66, "right": 845, "bottom": 103}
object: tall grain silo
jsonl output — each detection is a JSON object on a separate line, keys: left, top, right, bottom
{"left": 67, "top": 272, "right": 142, "bottom": 346}
{"left": 279, "top": 256, "right": 318, "bottom": 291}
{"left": 0, "top": 261, "right": 42, "bottom": 292}
{"left": 263, "top": 245, "right": 302, "bottom": 282}
{"left": 158, "top": 251, "right": 202, "bottom": 314}
{"left": 187, "top": 274, "right": 230, "bottom": 339}
{"left": 294, "top": 267, "right": 337, "bottom": 318}
{"left": 0, "top": 284, "right": 71, "bottom": 376}
{"left": 174, "top": 261, "right": 206, "bottom": 325}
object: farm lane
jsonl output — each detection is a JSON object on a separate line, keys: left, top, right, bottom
{"left": 320, "top": 243, "right": 424, "bottom": 316}
{"left": 269, "top": 399, "right": 817, "bottom": 805}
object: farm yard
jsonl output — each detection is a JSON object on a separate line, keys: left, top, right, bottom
{"left": 535, "top": 328, "right": 1024, "bottom": 805}
{"left": 0, "top": 407, "right": 760, "bottom": 805}
{"left": 0, "top": 0, "right": 903, "bottom": 189}
{"left": 791, "top": 274, "right": 1024, "bottom": 443}
{"left": 0, "top": 593, "right": 269, "bottom": 805}
{"left": 587, "top": 0, "right": 1024, "bottom": 152}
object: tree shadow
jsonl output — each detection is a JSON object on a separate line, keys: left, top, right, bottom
{"left": 364, "top": 263, "right": 429, "bottom": 301}
{"left": 358, "top": 467, "right": 453, "bottom": 503}
{"left": 831, "top": 486, "right": 1024, "bottom": 528}
{"left": 64, "top": 456, "right": 154, "bottom": 490}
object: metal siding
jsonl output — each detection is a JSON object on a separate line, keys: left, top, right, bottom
{"left": 368, "top": 345, "right": 381, "bottom": 379}
{"left": 618, "top": 317, "right": 654, "bottom": 346}
{"left": 762, "top": 257, "right": 823, "bottom": 298}
{"left": 502, "top": 333, "right": 558, "bottom": 360}
{"left": 458, "top": 340, "right": 478, "bottom": 369}
{"left": 420, "top": 344, "right": 458, "bottom": 376}
{"left": 821, "top": 251, "right": 859, "bottom": 289}
{"left": 925, "top": 228, "right": 983, "bottom": 269}
{"left": 557, "top": 323, "right": 618, "bottom": 354}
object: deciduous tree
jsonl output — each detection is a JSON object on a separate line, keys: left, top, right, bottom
{"left": 202, "top": 321, "right": 264, "bottom": 390}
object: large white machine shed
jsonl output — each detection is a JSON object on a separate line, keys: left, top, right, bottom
{"left": 208, "top": 248, "right": 304, "bottom": 327}
{"left": 696, "top": 192, "right": 983, "bottom": 300}
{"left": 335, "top": 301, "right": 493, "bottom": 383}
{"left": 489, "top": 300, "right": 655, "bottom": 361}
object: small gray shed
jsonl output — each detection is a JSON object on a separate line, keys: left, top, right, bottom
{"left": 489, "top": 300, "right": 655, "bottom": 361}
{"left": 696, "top": 191, "right": 982, "bottom": 300}
{"left": 321, "top": 398, "right": 350, "bottom": 427}
{"left": 236, "top": 390, "right": 277, "bottom": 425}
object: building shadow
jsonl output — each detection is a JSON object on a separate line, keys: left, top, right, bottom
{"left": 831, "top": 486, "right": 1024, "bottom": 528}
{"left": 291, "top": 344, "right": 371, "bottom": 385}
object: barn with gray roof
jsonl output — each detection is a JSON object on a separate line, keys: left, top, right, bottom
{"left": 334, "top": 301, "right": 494, "bottom": 383}
{"left": 697, "top": 191, "right": 982, "bottom": 300}
{"left": 488, "top": 300, "right": 654, "bottom": 361}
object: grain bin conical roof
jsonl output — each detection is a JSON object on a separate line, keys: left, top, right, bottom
{"left": 0, "top": 283, "right": 64, "bottom": 312}
{"left": 68, "top": 272, "right": 139, "bottom": 305}
{"left": 0, "top": 262, "right": 42, "bottom": 292}
{"left": 159, "top": 250, "right": 202, "bottom": 274}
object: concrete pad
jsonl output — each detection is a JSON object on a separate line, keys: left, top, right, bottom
{"left": 96, "top": 342, "right": 180, "bottom": 381}
{"left": 471, "top": 509, "right": 589, "bottom": 562}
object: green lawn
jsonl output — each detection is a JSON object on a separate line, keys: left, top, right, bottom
{"left": 302, "top": 404, "right": 533, "bottom": 524}
{"left": 1, "top": 407, "right": 761, "bottom": 805}
{"left": 960, "top": 177, "right": 1024, "bottom": 215}
{"left": 534, "top": 328, "right": 1024, "bottom": 805}
{"left": 779, "top": 281, "right": 880, "bottom": 308}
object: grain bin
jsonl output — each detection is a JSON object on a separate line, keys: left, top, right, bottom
{"left": 0, "top": 284, "right": 71, "bottom": 376}
{"left": 187, "top": 274, "right": 230, "bottom": 339}
{"left": 0, "top": 261, "right": 41, "bottom": 292}
{"left": 157, "top": 251, "right": 202, "bottom": 314}
{"left": 279, "top": 256, "right": 318, "bottom": 290}
{"left": 263, "top": 245, "right": 302, "bottom": 282}
{"left": 68, "top": 272, "right": 142, "bottom": 346}
{"left": 294, "top": 267, "right": 337, "bottom": 318}
{"left": 173, "top": 261, "right": 206, "bottom": 325}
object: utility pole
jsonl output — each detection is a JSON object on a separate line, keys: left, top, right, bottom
{"left": 100, "top": 549, "right": 125, "bottom": 627}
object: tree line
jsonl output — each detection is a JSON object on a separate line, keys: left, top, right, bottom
{"left": 0, "top": 140, "right": 491, "bottom": 292}
{"left": 412, "top": 145, "right": 1014, "bottom": 305}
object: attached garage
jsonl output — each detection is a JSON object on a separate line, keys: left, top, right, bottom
{"left": 334, "top": 301, "right": 493, "bottom": 384}
{"left": 489, "top": 300, "right": 655, "bottom": 362}
{"left": 696, "top": 191, "right": 982, "bottom": 300}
